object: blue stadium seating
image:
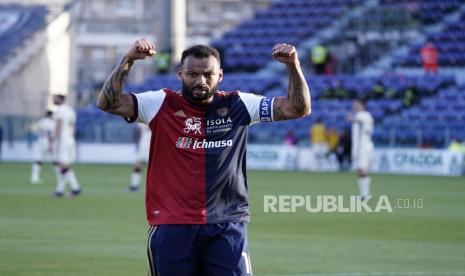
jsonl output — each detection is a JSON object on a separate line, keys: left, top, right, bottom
{"left": 212, "top": 0, "right": 361, "bottom": 72}
{"left": 84, "top": 0, "right": 464, "bottom": 148}
{"left": 381, "top": 0, "right": 462, "bottom": 24}
{"left": 0, "top": 4, "right": 48, "bottom": 64}
{"left": 395, "top": 7, "right": 465, "bottom": 67}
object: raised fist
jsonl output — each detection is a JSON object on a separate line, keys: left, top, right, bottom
{"left": 272, "top": 43, "right": 299, "bottom": 65}
{"left": 126, "top": 38, "right": 156, "bottom": 62}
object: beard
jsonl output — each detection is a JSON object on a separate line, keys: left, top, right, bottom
{"left": 182, "top": 82, "right": 217, "bottom": 103}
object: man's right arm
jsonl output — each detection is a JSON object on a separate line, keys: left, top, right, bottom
{"left": 97, "top": 39, "right": 156, "bottom": 117}
{"left": 96, "top": 56, "right": 135, "bottom": 117}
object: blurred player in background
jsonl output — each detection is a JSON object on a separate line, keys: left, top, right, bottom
{"left": 30, "top": 111, "right": 57, "bottom": 184}
{"left": 335, "top": 127, "right": 352, "bottom": 171}
{"left": 97, "top": 39, "right": 311, "bottom": 276}
{"left": 350, "top": 99, "right": 374, "bottom": 201}
{"left": 53, "top": 94, "right": 81, "bottom": 197}
{"left": 128, "top": 123, "right": 151, "bottom": 192}
{"left": 311, "top": 117, "right": 327, "bottom": 169}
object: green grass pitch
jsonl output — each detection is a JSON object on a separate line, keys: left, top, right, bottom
{"left": 1, "top": 162, "right": 464, "bottom": 275}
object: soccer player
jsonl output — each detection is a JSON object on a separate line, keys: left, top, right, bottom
{"left": 350, "top": 99, "right": 374, "bottom": 201}
{"left": 52, "top": 94, "right": 81, "bottom": 197}
{"left": 128, "top": 123, "right": 151, "bottom": 191}
{"left": 31, "top": 111, "right": 56, "bottom": 184}
{"left": 310, "top": 117, "right": 327, "bottom": 169}
{"left": 97, "top": 39, "right": 311, "bottom": 275}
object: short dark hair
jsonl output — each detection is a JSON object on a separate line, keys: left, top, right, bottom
{"left": 355, "top": 98, "right": 366, "bottom": 106}
{"left": 54, "top": 94, "right": 66, "bottom": 101}
{"left": 180, "top": 45, "right": 221, "bottom": 66}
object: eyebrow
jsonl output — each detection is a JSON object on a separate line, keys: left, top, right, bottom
{"left": 184, "top": 69, "right": 218, "bottom": 74}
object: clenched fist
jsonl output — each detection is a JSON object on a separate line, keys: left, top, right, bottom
{"left": 126, "top": 38, "right": 156, "bottom": 62}
{"left": 272, "top": 43, "right": 299, "bottom": 65}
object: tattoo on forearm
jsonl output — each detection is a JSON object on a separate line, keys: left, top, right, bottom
{"left": 99, "top": 57, "right": 133, "bottom": 110}
{"left": 273, "top": 64, "right": 310, "bottom": 121}
{"left": 289, "top": 70, "right": 307, "bottom": 114}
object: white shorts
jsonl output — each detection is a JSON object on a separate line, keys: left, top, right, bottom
{"left": 354, "top": 146, "right": 374, "bottom": 171}
{"left": 34, "top": 140, "right": 54, "bottom": 162}
{"left": 55, "top": 139, "right": 76, "bottom": 165}
{"left": 136, "top": 137, "right": 150, "bottom": 163}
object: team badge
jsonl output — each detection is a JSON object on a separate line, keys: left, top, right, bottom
{"left": 216, "top": 107, "right": 229, "bottom": 117}
{"left": 184, "top": 117, "right": 202, "bottom": 135}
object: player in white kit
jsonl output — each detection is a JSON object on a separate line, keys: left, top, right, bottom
{"left": 31, "top": 111, "right": 57, "bottom": 184}
{"left": 128, "top": 123, "right": 151, "bottom": 191}
{"left": 350, "top": 99, "right": 374, "bottom": 201}
{"left": 53, "top": 94, "right": 81, "bottom": 197}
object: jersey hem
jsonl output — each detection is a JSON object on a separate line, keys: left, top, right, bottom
{"left": 148, "top": 217, "right": 250, "bottom": 225}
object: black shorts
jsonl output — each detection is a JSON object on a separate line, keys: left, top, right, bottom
{"left": 147, "top": 223, "right": 252, "bottom": 276}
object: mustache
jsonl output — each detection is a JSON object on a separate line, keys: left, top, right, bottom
{"left": 192, "top": 85, "right": 209, "bottom": 90}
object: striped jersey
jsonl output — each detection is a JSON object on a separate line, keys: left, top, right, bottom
{"left": 126, "top": 89, "right": 274, "bottom": 225}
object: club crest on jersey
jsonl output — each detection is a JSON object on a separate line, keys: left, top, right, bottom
{"left": 216, "top": 107, "right": 229, "bottom": 117}
{"left": 184, "top": 117, "right": 202, "bottom": 135}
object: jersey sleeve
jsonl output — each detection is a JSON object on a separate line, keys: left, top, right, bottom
{"left": 238, "top": 92, "right": 275, "bottom": 125}
{"left": 125, "top": 89, "right": 167, "bottom": 124}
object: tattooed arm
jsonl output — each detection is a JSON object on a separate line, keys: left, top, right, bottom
{"left": 97, "top": 39, "right": 156, "bottom": 117}
{"left": 271, "top": 43, "right": 311, "bottom": 121}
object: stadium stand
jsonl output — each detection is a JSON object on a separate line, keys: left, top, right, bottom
{"left": 381, "top": 0, "right": 462, "bottom": 24}
{"left": 80, "top": 0, "right": 465, "bottom": 149}
{"left": 380, "top": 85, "right": 465, "bottom": 147}
{"left": 394, "top": 4, "right": 465, "bottom": 67}
{"left": 0, "top": 4, "right": 48, "bottom": 64}
{"left": 211, "top": 0, "right": 362, "bottom": 72}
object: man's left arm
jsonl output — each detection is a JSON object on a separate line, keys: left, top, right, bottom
{"left": 54, "top": 119, "right": 61, "bottom": 143}
{"left": 271, "top": 43, "right": 311, "bottom": 121}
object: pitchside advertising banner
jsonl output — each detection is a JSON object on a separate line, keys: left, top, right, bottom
{"left": 371, "top": 148, "right": 464, "bottom": 176}
{"left": 2, "top": 142, "right": 464, "bottom": 176}
{"left": 246, "top": 145, "right": 464, "bottom": 176}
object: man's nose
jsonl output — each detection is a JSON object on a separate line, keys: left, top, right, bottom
{"left": 197, "top": 75, "right": 207, "bottom": 85}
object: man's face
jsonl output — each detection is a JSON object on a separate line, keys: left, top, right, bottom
{"left": 53, "top": 95, "right": 61, "bottom": 105}
{"left": 353, "top": 100, "right": 363, "bottom": 112}
{"left": 178, "top": 55, "right": 223, "bottom": 103}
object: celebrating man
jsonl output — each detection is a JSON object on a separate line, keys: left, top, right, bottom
{"left": 97, "top": 39, "right": 311, "bottom": 275}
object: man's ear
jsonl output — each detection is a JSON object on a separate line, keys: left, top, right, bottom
{"left": 218, "top": 68, "right": 223, "bottom": 83}
{"left": 177, "top": 67, "right": 182, "bottom": 81}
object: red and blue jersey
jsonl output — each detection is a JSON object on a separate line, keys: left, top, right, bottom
{"left": 126, "top": 89, "right": 274, "bottom": 225}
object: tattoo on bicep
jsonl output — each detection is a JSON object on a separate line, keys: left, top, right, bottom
{"left": 273, "top": 98, "right": 287, "bottom": 121}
